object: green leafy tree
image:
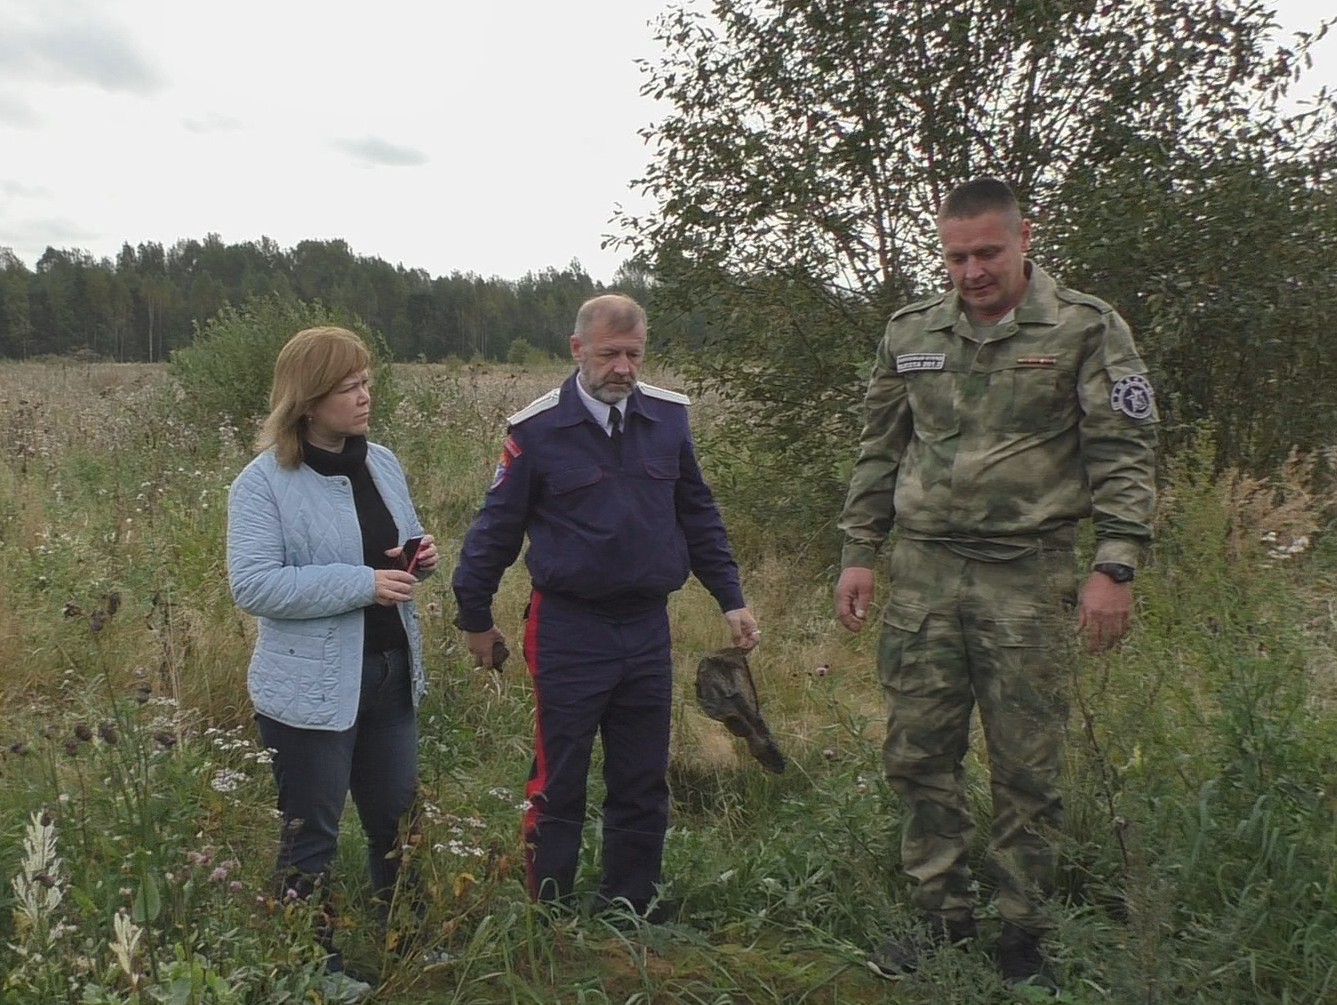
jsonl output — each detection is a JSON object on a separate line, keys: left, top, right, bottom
{"left": 620, "top": 0, "right": 1335, "bottom": 532}
{"left": 169, "top": 295, "right": 401, "bottom": 435}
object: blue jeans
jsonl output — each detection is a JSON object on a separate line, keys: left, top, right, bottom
{"left": 257, "top": 648, "right": 419, "bottom": 901}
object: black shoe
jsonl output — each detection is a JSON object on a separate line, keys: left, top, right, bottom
{"left": 867, "top": 915, "right": 977, "bottom": 979}
{"left": 996, "top": 923, "right": 1059, "bottom": 995}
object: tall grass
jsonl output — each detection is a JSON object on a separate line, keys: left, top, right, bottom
{"left": 1, "top": 360, "right": 1335, "bottom": 1003}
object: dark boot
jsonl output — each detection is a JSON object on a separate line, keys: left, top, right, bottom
{"left": 996, "top": 923, "right": 1059, "bottom": 995}
{"left": 867, "top": 914, "right": 977, "bottom": 979}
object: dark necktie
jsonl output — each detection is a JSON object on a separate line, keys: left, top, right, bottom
{"left": 609, "top": 407, "right": 623, "bottom": 462}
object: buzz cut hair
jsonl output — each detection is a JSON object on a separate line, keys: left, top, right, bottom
{"left": 938, "top": 177, "right": 1022, "bottom": 225}
{"left": 574, "top": 293, "right": 647, "bottom": 339}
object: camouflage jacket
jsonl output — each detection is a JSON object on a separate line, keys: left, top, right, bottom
{"left": 838, "top": 262, "right": 1156, "bottom": 570}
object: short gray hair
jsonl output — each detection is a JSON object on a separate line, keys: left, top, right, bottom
{"left": 574, "top": 294, "right": 646, "bottom": 339}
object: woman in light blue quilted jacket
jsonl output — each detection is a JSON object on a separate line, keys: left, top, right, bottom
{"left": 227, "top": 326, "right": 437, "bottom": 996}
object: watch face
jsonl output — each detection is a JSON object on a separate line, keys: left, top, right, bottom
{"left": 1097, "top": 563, "right": 1135, "bottom": 583}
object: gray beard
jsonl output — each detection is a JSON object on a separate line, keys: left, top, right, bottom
{"left": 579, "top": 374, "right": 636, "bottom": 405}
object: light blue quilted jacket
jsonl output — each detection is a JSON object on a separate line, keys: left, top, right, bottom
{"left": 227, "top": 442, "right": 428, "bottom": 730}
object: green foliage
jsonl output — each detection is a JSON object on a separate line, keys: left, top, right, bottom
{"left": 0, "top": 696, "right": 330, "bottom": 1004}
{"left": 1050, "top": 139, "right": 1337, "bottom": 471}
{"left": 4, "top": 363, "right": 1337, "bottom": 1003}
{"left": 168, "top": 295, "right": 402, "bottom": 433}
{"left": 505, "top": 338, "right": 547, "bottom": 366}
{"left": 623, "top": 0, "right": 1337, "bottom": 538}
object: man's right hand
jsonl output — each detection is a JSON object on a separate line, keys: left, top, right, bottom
{"left": 464, "top": 627, "right": 508, "bottom": 669}
{"left": 835, "top": 567, "right": 875, "bottom": 633}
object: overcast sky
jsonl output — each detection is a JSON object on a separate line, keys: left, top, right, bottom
{"left": 1, "top": 0, "right": 1332, "bottom": 284}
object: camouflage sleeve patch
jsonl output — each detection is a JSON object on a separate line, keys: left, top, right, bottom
{"left": 1109, "top": 374, "right": 1155, "bottom": 421}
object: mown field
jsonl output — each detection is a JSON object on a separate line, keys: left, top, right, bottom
{"left": 2, "top": 359, "right": 1336, "bottom": 1004}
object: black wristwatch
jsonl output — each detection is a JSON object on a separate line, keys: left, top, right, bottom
{"left": 1093, "top": 562, "right": 1135, "bottom": 584}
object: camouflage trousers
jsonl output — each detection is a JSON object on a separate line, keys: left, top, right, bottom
{"left": 877, "top": 535, "right": 1079, "bottom": 932}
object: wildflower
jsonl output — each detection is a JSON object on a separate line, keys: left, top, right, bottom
{"left": 228, "top": 880, "right": 243, "bottom": 894}
{"left": 10, "top": 810, "right": 64, "bottom": 936}
{"left": 209, "top": 769, "right": 246, "bottom": 793}
{"left": 73, "top": 723, "right": 93, "bottom": 743}
{"left": 209, "top": 866, "right": 229, "bottom": 883}
{"left": 63, "top": 739, "right": 79, "bottom": 756}
{"left": 109, "top": 910, "right": 143, "bottom": 983}
{"left": 153, "top": 731, "right": 177, "bottom": 749}
{"left": 98, "top": 721, "right": 119, "bottom": 744}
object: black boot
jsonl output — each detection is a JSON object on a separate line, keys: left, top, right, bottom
{"left": 867, "top": 914, "right": 977, "bottom": 979}
{"left": 996, "top": 923, "right": 1059, "bottom": 995}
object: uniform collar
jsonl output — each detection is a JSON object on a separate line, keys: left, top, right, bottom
{"left": 923, "top": 260, "right": 1060, "bottom": 332}
{"left": 555, "top": 371, "right": 660, "bottom": 428}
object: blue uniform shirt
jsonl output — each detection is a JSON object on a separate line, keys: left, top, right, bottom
{"left": 452, "top": 371, "right": 745, "bottom": 632}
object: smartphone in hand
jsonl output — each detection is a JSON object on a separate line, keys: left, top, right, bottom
{"left": 401, "top": 536, "right": 425, "bottom": 575}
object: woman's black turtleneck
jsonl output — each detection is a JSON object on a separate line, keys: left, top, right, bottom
{"left": 300, "top": 435, "right": 409, "bottom": 654}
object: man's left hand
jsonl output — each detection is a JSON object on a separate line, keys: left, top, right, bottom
{"left": 1078, "top": 572, "right": 1132, "bottom": 652}
{"left": 724, "top": 607, "right": 760, "bottom": 652}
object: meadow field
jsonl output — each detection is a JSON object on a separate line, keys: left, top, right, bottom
{"left": 2, "top": 359, "right": 1336, "bottom": 1004}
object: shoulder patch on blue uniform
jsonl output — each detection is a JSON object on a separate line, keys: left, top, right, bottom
{"left": 639, "top": 382, "right": 690, "bottom": 405}
{"left": 507, "top": 388, "right": 561, "bottom": 426}
{"left": 890, "top": 292, "right": 947, "bottom": 321}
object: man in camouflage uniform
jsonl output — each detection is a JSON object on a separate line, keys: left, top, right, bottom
{"left": 835, "top": 178, "right": 1156, "bottom": 991}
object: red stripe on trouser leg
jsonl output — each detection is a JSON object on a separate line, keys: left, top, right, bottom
{"left": 522, "top": 591, "right": 546, "bottom": 900}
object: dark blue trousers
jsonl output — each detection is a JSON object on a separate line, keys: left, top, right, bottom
{"left": 521, "top": 592, "right": 673, "bottom": 911}
{"left": 256, "top": 648, "right": 418, "bottom": 901}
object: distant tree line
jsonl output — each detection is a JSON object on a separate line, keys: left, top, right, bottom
{"left": 0, "top": 236, "right": 652, "bottom": 363}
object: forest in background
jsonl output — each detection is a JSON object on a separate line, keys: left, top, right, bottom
{"left": 0, "top": 237, "right": 651, "bottom": 364}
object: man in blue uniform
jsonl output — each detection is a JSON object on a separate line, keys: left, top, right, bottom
{"left": 452, "top": 293, "right": 760, "bottom": 917}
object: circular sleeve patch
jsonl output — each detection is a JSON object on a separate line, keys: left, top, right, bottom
{"left": 1110, "top": 374, "right": 1154, "bottom": 420}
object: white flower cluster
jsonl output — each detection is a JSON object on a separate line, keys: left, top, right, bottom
{"left": 209, "top": 769, "right": 247, "bottom": 793}
{"left": 1261, "top": 530, "right": 1310, "bottom": 560}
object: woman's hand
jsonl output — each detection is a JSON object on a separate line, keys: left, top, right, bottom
{"left": 373, "top": 569, "right": 418, "bottom": 606}
{"left": 409, "top": 534, "right": 439, "bottom": 573}
{"left": 384, "top": 534, "right": 440, "bottom": 575}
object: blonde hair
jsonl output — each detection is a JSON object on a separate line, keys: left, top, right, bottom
{"left": 257, "top": 326, "right": 373, "bottom": 468}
